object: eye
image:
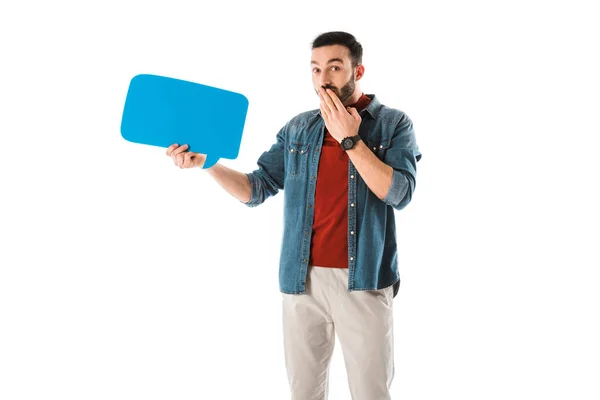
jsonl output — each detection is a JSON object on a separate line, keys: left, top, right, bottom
{"left": 331, "top": 66, "right": 341, "bottom": 71}
{"left": 312, "top": 68, "right": 320, "bottom": 74}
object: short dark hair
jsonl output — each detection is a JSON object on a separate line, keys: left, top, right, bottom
{"left": 311, "top": 31, "right": 363, "bottom": 67}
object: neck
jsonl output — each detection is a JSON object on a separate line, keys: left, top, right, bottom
{"left": 343, "top": 89, "right": 363, "bottom": 106}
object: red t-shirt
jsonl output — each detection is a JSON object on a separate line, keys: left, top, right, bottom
{"left": 309, "top": 93, "right": 372, "bottom": 269}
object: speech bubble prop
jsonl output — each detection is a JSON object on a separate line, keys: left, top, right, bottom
{"left": 121, "top": 74, "right": 249, "bottom": 168}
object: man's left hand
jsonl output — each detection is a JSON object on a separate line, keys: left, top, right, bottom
{"left": 319, "top": 87, "right": 362, "bottom": 143}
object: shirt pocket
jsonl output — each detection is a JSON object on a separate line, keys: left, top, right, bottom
{"left": 367, "top": 139, "right": 391, "bottom": 161}
{"left": 286, "top": 142, "right": 310, "bottom": 177}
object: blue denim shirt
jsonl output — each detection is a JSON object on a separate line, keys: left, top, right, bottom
{"left": 243, "top": 94, "right": 421, "bottom": 297}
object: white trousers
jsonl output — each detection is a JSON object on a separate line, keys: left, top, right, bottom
{"left": 281, "top": 265, "right": 395, "bottom": 400}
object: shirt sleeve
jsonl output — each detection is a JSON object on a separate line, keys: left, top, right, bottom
{"left": 242, "top": 123, "right": 287, "bottom": 207}
{"left": 381, "top": 113, "right": 422, "bottom": 211}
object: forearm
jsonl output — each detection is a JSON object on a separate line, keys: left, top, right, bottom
{"left": 206, "top": 163, "right": 252, "bottom": 203}
{"left": 346, "top": 140, "right": 393, "bottom": 200}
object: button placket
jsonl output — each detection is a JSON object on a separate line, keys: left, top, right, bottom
{"left": 299, "top": 125, "right": 324, "bottom": 293}
{"left": 347, "top": 161, "right": 359, "bottom": 290}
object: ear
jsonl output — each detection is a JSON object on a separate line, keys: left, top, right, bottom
{"left": 354, "top": 64, "right": 365, "bottom": 81}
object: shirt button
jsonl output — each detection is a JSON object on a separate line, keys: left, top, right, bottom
{"left": 350, "top": 175, "right": 354, "bottom": 179}
{"left": 303, "top": 258, "right": 307, "bottom": 262}
{"left": 350, "top": 203, "right": 355, "bottom": 207}
{"left": 311, "top": 175, "right": 315, "bottom": 180}
{"left": 350, "top": 257, "right": 354, "bottom": 261}
{"left": 308, "top": 204, "right": 312, "bottom": 208}
{"left": 316, "top": 148, "right": 320, "bottom": 152}
{"left": 350, "top": 231, "right": 354, "bottom": 235}
{"left": 305, "top": 231, "right": 309, "bottom": 236}
{"left": 291, "top": 148, "right": 295, "bottom": 152}
{"left": 372, "top": 146, "right": 377, "bottom": 151}
{"left": 380, "top": 145, "right": 383, "bottom": 149}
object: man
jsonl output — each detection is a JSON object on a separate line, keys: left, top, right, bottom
{"left": 166, "top": 31, "right": 421, "bottom": 400}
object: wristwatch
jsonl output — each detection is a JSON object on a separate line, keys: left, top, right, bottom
{"left": 340, "top": 135, "right": 361, "bottom": 151}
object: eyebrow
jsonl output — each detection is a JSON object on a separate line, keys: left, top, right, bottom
{"left": 310, "top": 58, "right": 344, "bottom": 65}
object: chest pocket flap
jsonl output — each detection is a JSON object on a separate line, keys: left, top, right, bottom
{"left": 287, "top": 142, "right": 309, "bottom": 177}
{"left": 367, "top": 139, "right": 391, "bottom": 159}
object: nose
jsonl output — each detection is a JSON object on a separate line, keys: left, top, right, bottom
{"left": 319, "top": 71, "right": 331, "bottom": 88}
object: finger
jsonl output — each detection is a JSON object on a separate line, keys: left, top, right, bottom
{"left": 170, "top": 143, "right": 189, "bottom": 157}
{"left": 319, "top": 101, "right": 329, "bottom": 120}
{"left": 326, "top": 88, "right": 344, "bottom": 111}
{"left": 172, "top": 152, "right": 182, "bottom": 167}
{"left": 347, "top": 106, "right": 361, "bottom": 120}
{"left": 319, "top": 87, "right": 337, "bottom": 113}
{"left": 176, "top": 153, "right": 185, "bottom": 167}
{"left": 323, "top": 87, "right": 341, "bottom": 112}
{"left": 166, "top": 143, "right": 179, "bottom": 156}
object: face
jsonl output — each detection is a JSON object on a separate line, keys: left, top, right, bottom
{"left": 311, "top": 45, "right": 360, "bottom": 104}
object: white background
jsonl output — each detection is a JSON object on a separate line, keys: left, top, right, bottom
{"left": 1, "top": 0, "right": 599, "bottom": 399}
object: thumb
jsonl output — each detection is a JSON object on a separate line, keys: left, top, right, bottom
{"left": 347, "top": 107, "right": 360, "bottom": 119}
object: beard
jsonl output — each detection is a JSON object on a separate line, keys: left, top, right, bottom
{"left": 317, "top": 74, "right": 356, "bottom": 104}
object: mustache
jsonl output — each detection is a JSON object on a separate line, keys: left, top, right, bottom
{"left": 321, "top": 85, "right": 337, "bottom": 91}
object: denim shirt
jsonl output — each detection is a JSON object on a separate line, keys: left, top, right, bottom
{"left": 243, "top": 94, "right": 421, "bottom": 297}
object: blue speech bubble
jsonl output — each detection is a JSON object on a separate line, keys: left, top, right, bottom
{"left": 120, "top": 74, "right": 249, "bottom": 168}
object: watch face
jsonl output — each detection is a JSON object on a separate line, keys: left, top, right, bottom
{"left": 342, "top": 138, "right": 353, "bottom": 150}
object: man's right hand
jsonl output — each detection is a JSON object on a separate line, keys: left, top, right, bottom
{"left": 166, "top": 144, "right": 207, "bottom": 169}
